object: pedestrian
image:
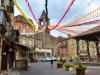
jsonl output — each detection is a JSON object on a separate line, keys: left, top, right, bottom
{"left": 51, "top": 59, "right": 53, "bottom": 67}
{"left": 60, "top": 57, "right": 63, "bottom": 62}
{"left": 28, "top": 63, "right": 30, "bottom": 70}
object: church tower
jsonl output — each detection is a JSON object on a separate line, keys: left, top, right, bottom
{"left": 38, "top": 10, "right": 50, "bottom": 32}
{"left": 34, "top": 10, "right": 57, "bottom": 49}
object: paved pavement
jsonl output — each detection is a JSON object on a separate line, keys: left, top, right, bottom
{"left": 86, "top": 66, "right": 100, "bottom": 75}
{"left": 19, "top": 62, "right": 74, "bottom": 75}
{"left": 5, "top": 62, "right": 100, "bottom": 75}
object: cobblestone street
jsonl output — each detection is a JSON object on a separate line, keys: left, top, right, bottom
{"left": 5, "top": 62, "right": 100, "bottom": 75}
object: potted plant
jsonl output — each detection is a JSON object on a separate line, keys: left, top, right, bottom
{"left": 75, "top": 64, "right": 87, "bottom": 75}
{"left": 64, "top": 64, "right": 74, "bottom": 71}
{"left": 57, "top": 62, "right": 63, "bottom": 68}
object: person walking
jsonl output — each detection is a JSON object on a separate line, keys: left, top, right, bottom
{"left": 51, "top": 58, "right": 54, "bottom": 67}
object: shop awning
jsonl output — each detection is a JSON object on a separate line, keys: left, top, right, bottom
{"left": 14, "top": 42, "right": 31, "bottom": 51}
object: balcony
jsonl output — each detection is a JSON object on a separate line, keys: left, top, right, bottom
{"left": 5, "top": 29, "right": 20, "bottom": 42}
{"left": 6, "top": 5, "right": 14, "bottom": 13}
{"left": 12, "top": 30, "right": 20, "bottom": 36}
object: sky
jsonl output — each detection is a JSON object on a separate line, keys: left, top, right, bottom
{"left": 14, "top": 0, "right": 100, "bottom": 37}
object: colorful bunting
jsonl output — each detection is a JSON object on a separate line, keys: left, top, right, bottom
{"left": 49, "top": 0, "right": 76, "bottom": 30}
{"left": 12, "top": 0, "right": 39, "bottom": 31}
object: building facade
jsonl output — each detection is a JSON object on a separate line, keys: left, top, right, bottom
{"left": 55, "top": 37, "right": 68, "bottom": 58}
{"left": 0, "top": 0, "right": 15, "bottom": 70}
{"left": 14, "top": 15, "right": 35, "bottom": 49}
